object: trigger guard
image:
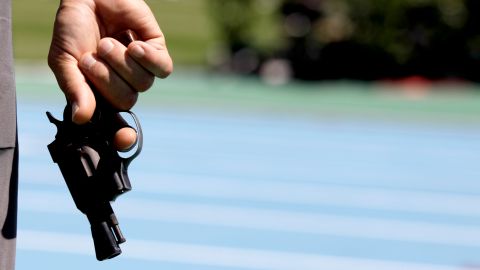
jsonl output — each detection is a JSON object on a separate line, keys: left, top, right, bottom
{"left": 120, "top": 111, "right": 143, "bottom": 168}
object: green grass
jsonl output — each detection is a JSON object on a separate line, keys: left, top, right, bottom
{"left": 12, "top": 0, "right": 215, "bottom": 65}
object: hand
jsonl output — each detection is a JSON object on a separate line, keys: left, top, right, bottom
{"left": 48, "top": 0, "right": 173, "bottom": 149}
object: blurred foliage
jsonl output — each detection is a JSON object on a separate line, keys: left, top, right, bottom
{"left": 338, "top": 0, "right": 470, "bottom": 64}
{"left": 12, "top": 0, "right": 480, "bottom": 80}
{"left": 208, "top": 0, "right": 480, "bottom": 81}
{"left": 207, "top": 0, "right": 283, "bottom": 53}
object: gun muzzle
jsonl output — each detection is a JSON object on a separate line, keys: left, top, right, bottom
{"left": 90, "top": 221, "right": 122, "bottom": 260}
{"left": 88, "top": 204, "right": 125, "bottom": 261}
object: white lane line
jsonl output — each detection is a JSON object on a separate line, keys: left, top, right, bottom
{"left": 18, "top": 230, "right": 460, "bottom": 270}
{"left": 20, "top": 190, "right": 480, "bottom": 247}
{"left": 137, "top": 174, "right": 480, "bottom": 217}
{"left": 20, "top": 170, "right": 480, "bottom": 217}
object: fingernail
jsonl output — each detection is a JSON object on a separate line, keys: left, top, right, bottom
{"left": 71, "top": 102, "right": 79, "bottom": 122}
{"left": 130, "top": 45, "right": 145, "bottom": 58}
{"left": 81, "top": 54, "right": 96, "bottom": 70}
{"left": 99, "top": 40, "right": 114, "bottom": 56}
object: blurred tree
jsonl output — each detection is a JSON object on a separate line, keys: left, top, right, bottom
{"left": 208, "top": 0, "right": 256, "bottom": 51}
{"left": 207, "top": 0, "right": 283, "bottom": 74}
{"left": 344, "top": 0, "right": 471, "bottom": 79}
{"left": 208, "top": 0, "right": 480, "bottom": 81}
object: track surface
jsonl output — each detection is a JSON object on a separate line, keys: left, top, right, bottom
{"left": 14, "top": 69, "right": 480, "bottom": 270}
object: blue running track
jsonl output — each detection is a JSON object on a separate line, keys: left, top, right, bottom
{"left": 13, "top": 68, "right": 480, "bottom": 270}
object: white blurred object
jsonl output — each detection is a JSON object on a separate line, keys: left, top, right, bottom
{"left": 260, "top": 58, "right": 293, "bottom": 85}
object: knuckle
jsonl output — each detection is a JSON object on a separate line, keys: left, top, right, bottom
{"left": 118, "top": 92, "right": 138, "bottom": 111}
{"left": 158, "top": 61, "right": 173, "bottom": 79}
{"left": 98, "top": 38, "right": 116, "bottom": 58}
{"left": 136, "top": 75, "right": 155, "bottom": 92}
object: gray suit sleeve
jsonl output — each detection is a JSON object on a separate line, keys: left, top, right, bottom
{"left": 0, "top": 0, "right": 18, "bottom": 269}
{"left": 0, "top": 0, "right": 16, "bottom": 148}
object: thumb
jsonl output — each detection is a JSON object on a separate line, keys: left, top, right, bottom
{"left": 50, "top": 57, "right": 96, "bottom": 124}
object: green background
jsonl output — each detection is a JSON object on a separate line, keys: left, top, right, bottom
{"left": 12, "top": 0, "right": 214, "bottom": 65}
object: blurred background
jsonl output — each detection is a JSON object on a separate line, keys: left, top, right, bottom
{"left": 12, "top": 0, "right": 480, "bottom": 269}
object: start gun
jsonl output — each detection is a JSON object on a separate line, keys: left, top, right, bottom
{"left": 46, "top": 30, "right": 143, "bottom": 261}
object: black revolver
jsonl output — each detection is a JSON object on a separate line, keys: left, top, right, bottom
{"left": 46, "top": 30, "right": 142, "bottom": 261}
{"left": 46, "top": 97, "right": 142, "bottom": 260}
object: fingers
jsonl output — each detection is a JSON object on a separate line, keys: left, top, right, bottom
{"left": 97, "top": 38, "right": 155, "bottom": 92}
{"left": 114, "top": 127, "right": 137, "bottom": 151}
{"left": 111, "top": 112, "right": 137, "bottom": 151}
{"left": 48, "top": 54, "right": 96, "bottom": 124}
{"left": 51, "top": 35, "right": 171, "bottom": 124}
{"left": 78, "top": 35, "right": 172, "bottom": 112}
{"left": 93, "top": 0, "right": 173, "bottom": 79}
{"left": 128, "top": 39, "right": 173, "bottom": 79}
{"left": 79, "top": 52, "right": 138, "bottom": 111}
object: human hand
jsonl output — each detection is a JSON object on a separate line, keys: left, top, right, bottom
{"left": 48, "top": 0, "right": 173, "bottom": 149}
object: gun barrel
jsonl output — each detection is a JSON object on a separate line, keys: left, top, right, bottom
{"left": 87, "top": 203, "right": 124, "bottom": 261}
